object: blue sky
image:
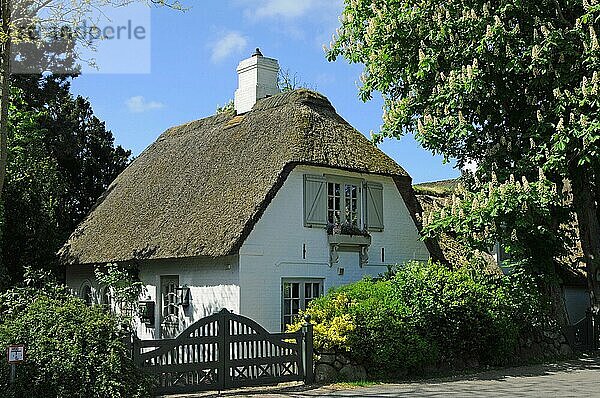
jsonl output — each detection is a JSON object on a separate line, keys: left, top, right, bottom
{"left": 69, "top": 0, "right": 459, "bottom": 184}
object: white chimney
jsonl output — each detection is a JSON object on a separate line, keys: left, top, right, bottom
{"left": 234, "top": 48, "right": 280, "bottom": 114}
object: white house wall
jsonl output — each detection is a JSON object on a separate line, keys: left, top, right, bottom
{"left": 133, "top": 256, "right": 240, "bottom": 339}
{"left": 66, "top": 255, "right": 240, "bottom": 340}
{"left": 239, "top": 165, "right": 429, "bottom": 332}
{"left": 65, "top": 264, "right": 97, "bottom": 298}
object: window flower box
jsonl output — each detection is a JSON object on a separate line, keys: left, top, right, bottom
{"left": 326, "top": 222, "right": 370, "bottom": 237}
{"left": 327, "top": 234, "right": 371, "bottom": 246}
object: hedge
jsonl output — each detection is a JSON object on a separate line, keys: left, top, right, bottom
{"left": 0, "top": 286, "right": 150, "bottom": 397}
{"left": 289, "top": 261, "right": 553, "bottom": 376}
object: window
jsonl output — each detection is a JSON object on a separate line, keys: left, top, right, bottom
{"left": 160, "top": 275, "right": 179, "bottom": 324}
{"left": 80, "top": 282, "right": 93, "bottom": 306}
{"left": 327, "top": 182, "right": 359, "bottom": 226}
{"left": 100, "top": 287, "right": 111, "bottom": 307}
{"left": 282, "top": 279, "right": 323, "bottom": 330}
{"left": 327, "top": 182, "right": 341, "bottom": 224}
{"left": 345, "top": 184, "right": 358, "bottom": 226}
{"left": 304, "top": 174, "right": 383, "bottom": 231}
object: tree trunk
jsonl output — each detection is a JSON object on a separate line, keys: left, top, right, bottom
{"left": 547, "top": 281, "right": 570, "bottom": 327}
{"left": 570, "top": 166, "right": 600, "bottom": 310}
{"left": 0, "top": 0, "right": 10, "bottom": 196}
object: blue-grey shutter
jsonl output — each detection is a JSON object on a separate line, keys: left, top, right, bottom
{"left": 365, "top": 182, "right": 384, "bottom": 231}
{"left": 303, "top": 174, "right": 327, "bottom": 227}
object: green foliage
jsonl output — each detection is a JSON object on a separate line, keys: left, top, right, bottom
{"left": 328, "top": 1, "right": 600, "bottom": 177}
{"left": 422, "top": 172, "right": 569, "bottom": 274}
{"left": 216, "top": 99, "right": 234, "bottom": 114}
{"left": 0, "top": 283, "right": 150, "bottom": 397}
{"left": 0, "top": 267, "right": 70, "bottom": 323}
{"left": 289, "top": 261, "right": 552, "bottom": 376}
{"left": 95, "top": 263, "right": 145, "bottom": 319}
{"left": 0, "top": 200, "right": 4, "bottom": 289}
{"left": 2, "top": 76, "right": 131, "bottom": 287}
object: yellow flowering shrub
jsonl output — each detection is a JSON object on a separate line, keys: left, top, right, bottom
{"left": 287, "top": 293, "right": 356, "bottom": 350}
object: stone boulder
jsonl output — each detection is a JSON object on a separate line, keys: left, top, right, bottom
{"left": 315, "top": 363, "right": 338, "bottom": 383}
{"left": 338, "top": 364, "right": 367, "bottom": 381}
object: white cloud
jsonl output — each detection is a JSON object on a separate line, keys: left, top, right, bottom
{"left": 252, "top": 0, "right": 316, "bottom": 19}
{"left": 210, "top": 32, "right": 248, "bottom": 63}
{"left": 239, "top": 0, "right": 342, "bottom": 20}
{"left": 125, "top": 96, "right": 165, "bottom": 113}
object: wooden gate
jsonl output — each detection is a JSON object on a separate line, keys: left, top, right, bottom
{"left": 566, "top": 311, "right": 599, "bottom": 352}
{"left": 132, "top": 308, "right": 314, "bottom": 395}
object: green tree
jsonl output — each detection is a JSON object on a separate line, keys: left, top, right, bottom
{"left": 2, "top": 76, "right": 130, "bottom": 286}
{"left": 328, "top": 0, "right": 600, "bottom": 306}
{"left": 0, "top": 0, "right": 183, "bottom": 200}
{"left": 0, "top": 88, "right": 53, "bottom": 288}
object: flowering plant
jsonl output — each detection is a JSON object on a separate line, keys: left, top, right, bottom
{"left": 422, "top": 170, "right": 570, "bottom": 274}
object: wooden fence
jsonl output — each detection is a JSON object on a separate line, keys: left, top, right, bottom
{"left": 132, "top": 308, "right": 314, "bottom": 395}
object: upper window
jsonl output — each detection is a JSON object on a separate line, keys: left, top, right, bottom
{"left": 327, "top": 182, "right": 359, "bottom": 226}
{"left": 304, "top": 174, "right": 383, "bottom": 231}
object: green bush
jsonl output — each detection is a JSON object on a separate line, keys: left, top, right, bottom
{"left": 289, "top": 261, "right": 552, "bottom": 376}
{"left": 0, "top": 285, "right": 150, "bottom": 397}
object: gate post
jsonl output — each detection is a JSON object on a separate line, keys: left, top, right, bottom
{"left": 592, "top": 312, "right": 600, "bottom": 350}
{"left": 217, "top": 309, "right": 229, "bottom": 390}
{"left": 131, "top": 333, "right": 141, "bottom": 367}
{"left": 585, "top": 309, "right": 594, "bottom": 350}
{"left": 302, "top": 315, "right": 314, "bottom": 385}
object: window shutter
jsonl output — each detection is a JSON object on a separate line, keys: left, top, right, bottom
{"left": 365, "top": 182, "right": 384, "bottom": 231}
{"left": 303, "top": 174, "right": 327, "bottom": 227}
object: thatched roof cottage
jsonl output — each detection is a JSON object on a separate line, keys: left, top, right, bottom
{"left": 62, "top": 51, "right": 437, "bottom": 336}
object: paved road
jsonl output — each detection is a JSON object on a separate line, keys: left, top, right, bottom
{"left": 167, "top": 356, "right": 600, "bottom": 398}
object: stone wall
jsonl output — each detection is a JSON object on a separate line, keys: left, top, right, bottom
{"left": 314, "top": 351, "right": 367, "bottom": 383}
{"left": 518, "top": 329, "right": 573, "bottom": 361}
{"left": 313, "top": 329, "right": 573, "bottom": 383}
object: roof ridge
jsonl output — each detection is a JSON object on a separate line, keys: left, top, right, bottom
{"left": 252, "top": 89, "right": 334, "bottom": 112}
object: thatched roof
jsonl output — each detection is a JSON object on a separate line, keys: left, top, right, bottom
{"left": 413, "top": 178, "right": 460, "bottom": 197}
{"left": 60, "top": 89, "right": 420, "bottom": 265}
